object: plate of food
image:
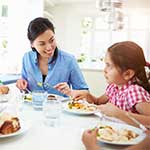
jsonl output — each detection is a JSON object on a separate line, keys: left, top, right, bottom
{"left": 23, "top": 93, "right": 32, "bottom": 103}
{"left": 23, "top": 93, "right": 69, "bottom": 103}
{"left": 95, "top": 121, "right": 146, "bottom": 145}
{"left": 47, "top": 94, "right": 70, "bottom": 102}
{"left": 63, "top": 100, "right": 97, "bottom": 115}
{"left": 0, "top": 85, "right": 10, "bottom": 103}
{"left": 0, "top": 113, "right": 31, "bottom": 138}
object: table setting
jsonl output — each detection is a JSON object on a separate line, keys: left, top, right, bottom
{"left": 0, "top": 85, "right": 147, "bottom": 150}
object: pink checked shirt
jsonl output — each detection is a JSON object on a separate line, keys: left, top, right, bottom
{"left": 106, "top": 80, "right": 150, "bottom": 113}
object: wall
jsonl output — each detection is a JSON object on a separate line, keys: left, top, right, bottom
{"left": 82, "top": 69, "right": 107, "bottom": 96}
{"left": 1, "top": 0, "right": 44, "bottom": 73}
{"left": 51, "top": 2, "right": 98, "bottom": 54}
{"left": 51, "top": 2, "right": 150, "bottom": 61}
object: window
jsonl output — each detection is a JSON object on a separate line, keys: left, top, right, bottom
{"left": 0, "top": 0, "right": 9, "bottom": 73}
{"left": 80, "top": 14, "right": 150, "bottom": 64}
{"left": 0, "top": 0, "right": 44, "bottom": 74}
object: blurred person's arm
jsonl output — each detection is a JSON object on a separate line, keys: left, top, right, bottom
{"left": 98, "top": 103, "right": 150, "bottom": 128}
{"left": 82, "top": 129, "right": 100, "bottom": 150}
{"left": 126, "top": 136, "right": 150, "bottom": 150}
{"left": 82, "top": 127, "right": 150, "bottom": 150}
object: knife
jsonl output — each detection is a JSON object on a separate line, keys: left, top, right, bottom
{"left": 126, "top": 112, "right": 147, "bottom": 132}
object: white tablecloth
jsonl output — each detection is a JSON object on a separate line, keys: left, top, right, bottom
{"left": 0, "top": 101, "right": 129, "bottom": 150}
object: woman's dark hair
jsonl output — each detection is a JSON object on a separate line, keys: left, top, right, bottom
{"left": 107, "top": 41, "right": 150, "bottom": 92}
{"left": 27, "top": 17, "right": 57, "bottom": 63}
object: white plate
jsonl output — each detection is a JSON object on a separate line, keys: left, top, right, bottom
{"left": 0, "top": 93, "right": 10, "bottom": 103}
{"left": 47, "top": 94, "right": 70, "bottom": 102}
{"left": 63, "top": 102, "right": 98, "bottom": 115}
{"left": 23, "top": 93, "right": 70, "bottom": 103}
{"left": 0, "top": 119, "right": 31, "bottom": 138}
{"left": 97, "top": 121, "right": 146, "bottom": 145}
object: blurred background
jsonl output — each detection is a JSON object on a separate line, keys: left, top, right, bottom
{"left": 0, "top": 0, "right": 150, "bottom": 95}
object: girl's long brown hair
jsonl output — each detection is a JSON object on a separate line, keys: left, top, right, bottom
{"left": 107, "top": 41, "right": 150, "bottom": 92}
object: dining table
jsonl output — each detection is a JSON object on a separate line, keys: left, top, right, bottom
{"left": 0, "top": 86, "right": 142, "bottom": 150}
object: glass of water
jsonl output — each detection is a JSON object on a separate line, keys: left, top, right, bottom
{"left": 43, "top": 99, "right": 62, "bottom": 127}
{"left": 32, "top": 90, "right": 47, "bottom": 110}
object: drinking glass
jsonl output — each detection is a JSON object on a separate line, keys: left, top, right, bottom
{"left": 32, "top": 90, "right": 47, "bottom": 110}
{"left": 43, "top": 99, "right": 62, "bottom": 127}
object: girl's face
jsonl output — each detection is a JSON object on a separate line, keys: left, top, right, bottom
{"left": 31, "top": 29, "right": 56, "bottom": 58}
{"left": 103, "top": 52, "right": 127, "bottom": 86}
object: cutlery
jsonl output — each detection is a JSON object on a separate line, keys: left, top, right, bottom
{"left": 94, "top": 111, "right": 105, "bottom": 120}
{"left": 25, "top": 88, "right": 31, "bottom": 94}
{"left": 42, "top": 82, "right": 55, "bottom": 90}
{"left": 126, "top": 112, "right": 147, "bottom": 132}
{"left": 21, "top": 88, "right": 31, "bottom": 94}
{"left": 28, "top": 70, "right": 57, "bottom": 91}
{"left": 0, "top": 105, "right": 7, "bottom": 113}
{"left": 94, "top": 111, "right": 126, "bottom": 124}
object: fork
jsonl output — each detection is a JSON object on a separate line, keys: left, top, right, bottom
{"left": 28, "top": 70, "right": 57, "bottom": 91}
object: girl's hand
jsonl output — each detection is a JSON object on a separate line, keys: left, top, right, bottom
{"left": 82, "top": 128, "right": 100, "bottom": 150}
{"left": 97, "top": 103, "right": 121, "bottom": 118}
{"left": 16, "top": 79, "right": 28, "bottom": 90}
{"left": 71, "top": 90, "right": 89, "bottom": 101}
{"left": 54, "top": 82, "right": 71, "bottom": 96}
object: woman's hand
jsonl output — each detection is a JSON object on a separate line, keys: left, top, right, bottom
{"left": 54, "top": 82, "right": 71, "bottom": 96}
{"left": 16, "top": 79, "right": 28, "bottom": 90}
{"left": 82, "top": 128, "right": 100, "bottom": 150}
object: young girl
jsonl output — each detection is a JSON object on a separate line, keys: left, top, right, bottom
{"left": 72, "top": 41, "right": 150, "bottom": 115}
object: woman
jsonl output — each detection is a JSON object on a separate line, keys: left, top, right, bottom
{"left": 16, "top": 17, "right": 88, "bottom": 97}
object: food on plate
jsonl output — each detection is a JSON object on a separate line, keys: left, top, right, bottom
{"left": 47, "top": 94, "right": 57, "bottom": 100}
{"left": 97, "top": 125, "right": 139, "bottom": 142}
{"left": 0, "top": 85, "right": 9, "bottom": 94}
{"left": 68, "top": 101, "right": 97, "bottom": 112}
{"left": 0, "top": 113, "right": 21, "bottom": 135}
{"left": 24, "top": 94, "right": 32, "bottom": 101}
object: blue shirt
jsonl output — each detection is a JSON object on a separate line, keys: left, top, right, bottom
{"left": 21, "top": 49, "right": 88, "bottom": 96}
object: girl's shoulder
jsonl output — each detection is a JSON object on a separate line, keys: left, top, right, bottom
{"left": 128, "top": 84, "right": 148, "bottom": 92}
{"left": 127, "top": 84, "right": 150, "bottom": 98}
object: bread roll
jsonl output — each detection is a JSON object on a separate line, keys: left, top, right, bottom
{"left": 0, "top": 85, "right": 9, "bottom": 94}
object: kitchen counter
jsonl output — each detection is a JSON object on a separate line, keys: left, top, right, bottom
{"left": 0, "top": 74, "right": 21, "bottom": 85}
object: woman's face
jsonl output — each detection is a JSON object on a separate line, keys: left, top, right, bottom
{"left": 103, "top": 52, "right": 127, "bottom": 86}
{"left": 31, "top": 29, "right": 56, "bottom": 58}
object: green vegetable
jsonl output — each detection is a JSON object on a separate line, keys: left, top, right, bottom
{"left": 37, "top": 82, "right": 43, "bottom": 87}
{"left": 68, "top": 102, "right": 73, "bottom": 109}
